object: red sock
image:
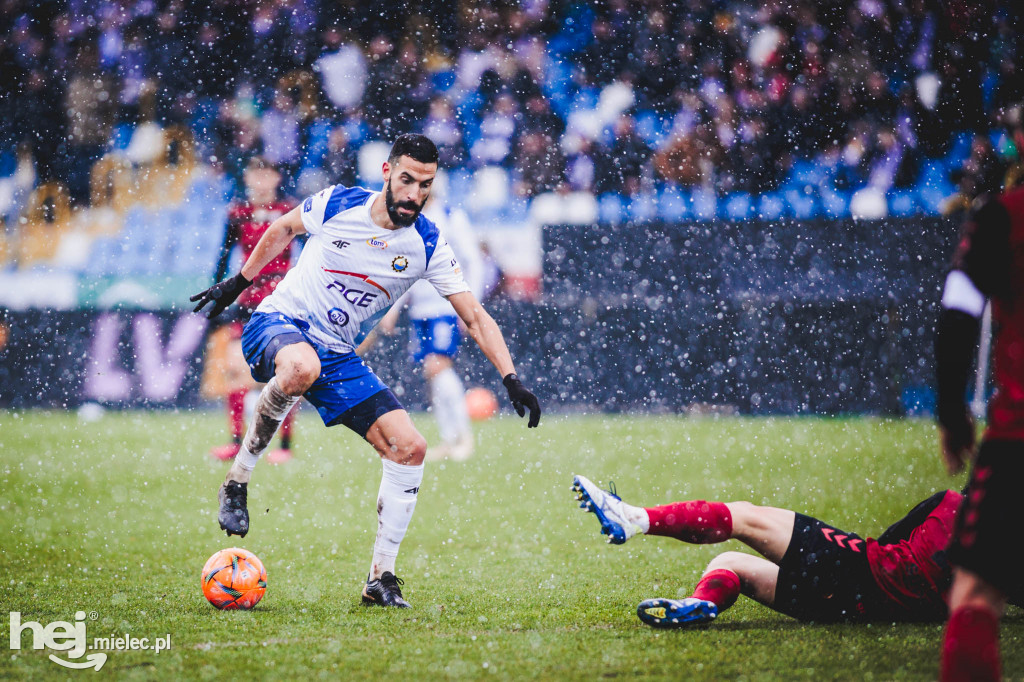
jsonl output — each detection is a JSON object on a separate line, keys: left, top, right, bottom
{"left": 279, "top": 404, "right": 296, "bottom": 449}
{"left": 692, "top": 568, "right": 741, "bottom": 610}
{"left": 644, "top": 501, "right": 732, "bottom": 543}
{"left": 227, "top": 389, "right": 246, "bottom": 442}
{"left": 941, "top": 605, "right": 1001, "bottom": 682}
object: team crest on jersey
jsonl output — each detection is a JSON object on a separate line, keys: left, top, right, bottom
{"left": 391, "top": 256, "right": 409, "bottom": 273}
{"left": 367, "top": 236, "right": 388, "bottom": 249}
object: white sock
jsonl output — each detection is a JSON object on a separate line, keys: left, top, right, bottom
{"left": 625, "top": 503, "right": 651, "bottom": 533}
{"left": 369, "top": 459, "right": 424, "bottom": 580}
{"left": 431, "top": 367, "right": 468, "bottom": 444}
{"left": 227, "top": 377, "right": 299, "bottom": 482}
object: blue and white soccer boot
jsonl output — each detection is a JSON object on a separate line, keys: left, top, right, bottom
{"left": 636, "top": 597, "right": 718, "bottom": 628}
{"left": 572, "top": 474, "right": 642, "bottom": 544}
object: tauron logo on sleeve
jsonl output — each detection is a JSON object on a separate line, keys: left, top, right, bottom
{"left": 366, "top": 236, "right": 388, "bottom": 249}
{"left": 391, "top": 256, "right": 409, "bottom": 273}
{"left": 303, "top": 196, "right": 313, "bottom": 212}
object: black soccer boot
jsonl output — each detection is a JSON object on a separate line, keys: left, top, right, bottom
{"left": 218, "top": 480, "right": 249, "bottom": 537}
{"left": 361, "top": 571, "right": 411, "bottom": 608}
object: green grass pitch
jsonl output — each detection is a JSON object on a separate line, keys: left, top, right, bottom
{"left": 1, "top": 410, "right": 1021, "bottom": 680}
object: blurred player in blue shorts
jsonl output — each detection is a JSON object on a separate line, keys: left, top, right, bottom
{"left": 366, "top": 188, "right": 490, "bottom": 461}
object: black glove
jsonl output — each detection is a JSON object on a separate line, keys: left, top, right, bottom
{"left": 503, "top": 373, "right": 541, "bottom": 428}
{"left": 190, "top": 273, "right": 251, "bottom": 319}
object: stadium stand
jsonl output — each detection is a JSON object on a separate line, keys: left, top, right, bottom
{"left": 0, "top": 1, "right": 1022, "bottom": 275}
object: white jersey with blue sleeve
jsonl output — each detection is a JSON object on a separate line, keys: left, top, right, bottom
{"left": 405, "top": 203, "right": 485, "bottom": 320}
{"left": 255, "top": 184, "right": 470, "bottom": 352}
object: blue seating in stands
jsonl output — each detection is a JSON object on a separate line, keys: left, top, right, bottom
{"left": 431, "top": 70, "right": 455, "bottom": 92}
{"left": 917, "top": 181, "right": 952, "bottom": 213}
{"left": 723, "top": 193, "right": 753, "bottom": 221}
{"left": 819, "top": 187, "right": 850, "bottom": 219}
{"left": 302, "top": 119, "right": 332, "bottom": 170}
{"left": 788, "top": 159, "right": 824, "bottom": 187}
{"left": 691, "top": 188, "right": 717, "bottom": 221}
{"left": 658, "top": 186, "right": 690, "bottom": 221}
{"left": 598, "top": 193, "right": 624, "bottom": 224}
{"left": 888, "top": 189, "right": 917, "bottom": 217}
{"left": 947, "top": 131, "right": 973, "bottom": 163}
{"left": 0, "top": 149, "right": 15, "bottom": 176}
{"left": 108, "top": 123, "right": 134, "bottom": 152}
{"left": 783, "top": 186, "right": 819, "bottom": 219}
{"left": 920, "top": 159, "right": 950, "bottom": 187}
{"left": 756, "top": 192, "right": 786, "bottom": 221}
{"left": 627, "top": 192, "right": 657, "bottom": 222}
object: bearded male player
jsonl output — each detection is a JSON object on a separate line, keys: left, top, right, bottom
{"left": 191, "top": 134, "right": 541, "bottom": 608}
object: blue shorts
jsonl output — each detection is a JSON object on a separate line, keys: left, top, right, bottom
{"left": 241, "top": 312, "right": 403, "bottom": 436}
{"left": 410, "top": 316, "right": 461, "bottom": 363}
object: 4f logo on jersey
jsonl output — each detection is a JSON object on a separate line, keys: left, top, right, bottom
{"left": 391, "top": 256, "right": 409, "bottom": 272}
{"left": 326, "top": 280, "right": 379, "bottom": 308}
{"left": 366, "top": 236, "right": 388, "bottom": 249}
{"left": 332, "top": 240, "right": 350, "bottom": 250}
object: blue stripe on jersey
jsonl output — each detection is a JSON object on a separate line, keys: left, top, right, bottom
{"left": 323, "top": 185, "right": 372, "bottom": 223}
{"left": 414, "top": 214, "right": 440, "bottom": 266}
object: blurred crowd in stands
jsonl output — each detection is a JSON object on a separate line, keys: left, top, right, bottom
{"left": 1, "top": 0, "right": 1023, "bottom": 227}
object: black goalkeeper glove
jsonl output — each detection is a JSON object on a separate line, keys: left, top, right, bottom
{"left": 503, "top": 373, "right": 541, "bottom": 428}
{"left": 190, "top": 273, "right": 251, "bottom": 319}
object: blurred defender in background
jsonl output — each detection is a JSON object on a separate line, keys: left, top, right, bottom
{"left": 203, "top": 156, "right": 297, "bottom": 463}
{"left": 361, "top": 187, "right": 490, "bottom": 461}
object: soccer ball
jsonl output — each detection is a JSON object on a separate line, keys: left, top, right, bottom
{"left": 466, "top": 387, "right": 499, "bottom": 421}
{"left": 201, "top": 548, "right": 267, "bottom": 610}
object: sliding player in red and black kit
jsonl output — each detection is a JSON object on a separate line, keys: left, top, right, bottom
{"left": 571, "top": 474, "right": 1022, "bottom": 627}
{"left": 935, "top": 182, "right": 1024, "bottom": 681}
{"left": 208, "top": 157, "right": 298, "bottom": 462}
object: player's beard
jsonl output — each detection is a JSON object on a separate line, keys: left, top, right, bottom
{"left": 385, "top": 179, "right": 426, "bottom": 227}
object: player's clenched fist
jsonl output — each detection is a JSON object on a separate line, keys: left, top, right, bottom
{"left": 503, "top": 373, "right": 541, "bottom": 428}
{"left": 191, "top": 272, "right": 251, "bottom": 319}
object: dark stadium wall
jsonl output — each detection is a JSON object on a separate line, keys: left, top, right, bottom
{"left": 0, "top": 217, "right": 958, "bottom": 414}
{"left": 0, "top": 310, "right": 208, "bottom": 409}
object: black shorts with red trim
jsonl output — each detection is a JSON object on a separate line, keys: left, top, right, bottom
{"left": 948, "top": 439, "right": 1024, "bottom": 596}
{"left": 774, "top": 513, "right": 892, "bottom": 622}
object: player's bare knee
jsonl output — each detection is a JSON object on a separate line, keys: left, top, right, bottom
{"left": 276, "top": 354, "right": 320, "bottom": 394}
{"left": 706, "top": 551, "right": 748, "bottom": 575}
{"left": 725, "top": 501, "right": 758, "bottom": 529}
{"left": 401, "top": 434, "right": 428, "bottom": 465}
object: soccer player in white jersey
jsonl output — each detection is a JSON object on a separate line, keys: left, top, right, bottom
{"left": 191, "top": 134, "right": 541, "bottom": 608}
{"left": 383, "top": 194, "right": 487, "bottom": 461}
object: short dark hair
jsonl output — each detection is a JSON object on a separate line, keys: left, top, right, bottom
{"left": 388, "top": 134, "right": 439, "bottom": 166}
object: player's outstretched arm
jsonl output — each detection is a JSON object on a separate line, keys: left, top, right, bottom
{"left": 448, "top": 291, "right": 540, "bottom": 427}
{"left": 191, "top": 206, "right": 306, "bottom": 319}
